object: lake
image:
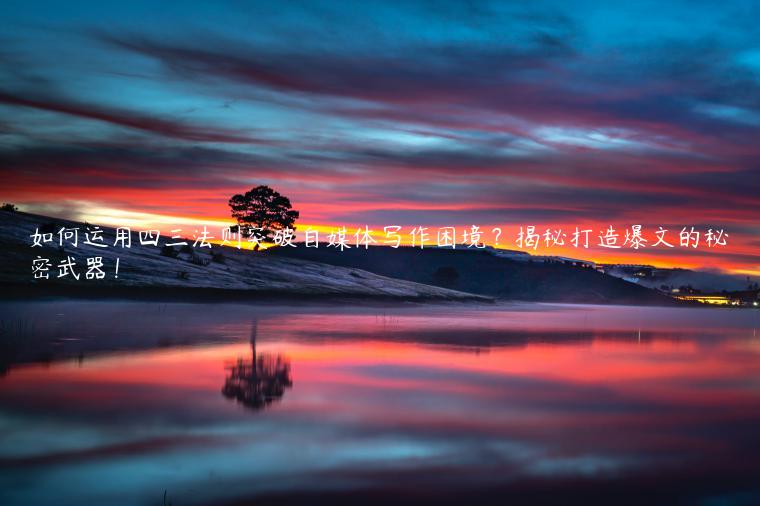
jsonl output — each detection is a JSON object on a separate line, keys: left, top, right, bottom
{"left": 1, "top": 301, "right": 759, "bottom": 505}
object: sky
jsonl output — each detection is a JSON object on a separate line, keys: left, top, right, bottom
{"left": 0, "top": 0, "right": 758, "bottom": 274}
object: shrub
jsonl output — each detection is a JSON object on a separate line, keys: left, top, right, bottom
{"left": 190, "top": 253, "right": 210, "bottom": 266}
{"left": 180, "top": 244, "right": 194, "bottom": 254}
{"left": 212, "top": 252, "right": 226, "bottom": 264}
{"left": 1, "top": 203, "right": 17, "bottom": 212}
{"left": 160, "top": 245, "right": 179, "bottom": 258}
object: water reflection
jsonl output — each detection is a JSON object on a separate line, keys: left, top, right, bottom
{"left": 222, "top": 321, "right": 292, "bottom": 410}
{"left": 0, "top": 301, "right": 759, "bottom": 505}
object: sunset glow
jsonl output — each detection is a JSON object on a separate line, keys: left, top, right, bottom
{"left": 1, "top": 1, "right": 758, "bottom": 275}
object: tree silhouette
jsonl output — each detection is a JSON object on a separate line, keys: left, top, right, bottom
{"left": 228, "top": 186, "right": 299, "bottom": 246}
{"left": 222, "top": 320, "right": 293, "bottom": 410}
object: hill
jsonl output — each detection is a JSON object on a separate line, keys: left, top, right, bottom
{"left": 268, "top": 245, "right": 677, "bottom": 305}
{"left": 0, "top": 211, "right": 488, "bottom": 302}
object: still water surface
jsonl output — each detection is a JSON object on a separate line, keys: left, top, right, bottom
{"left": 1, "top": 301, "right": 759, "bottom": 505}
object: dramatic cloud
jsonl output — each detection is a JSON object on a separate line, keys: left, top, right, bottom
{"left": 0, "top": 91, "right": 272, "bottom": 144}
{"left": 0, "top": 0, "right": 758, "bottom": 273}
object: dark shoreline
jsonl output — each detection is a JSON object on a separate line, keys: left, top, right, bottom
{"left": 0, "top": 282, "right": 494, "bottom": 305}
{"left": 0, "top": 283, "right": 699, "bottom": 308}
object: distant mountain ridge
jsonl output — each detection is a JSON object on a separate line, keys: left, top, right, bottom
{"left": 269, "top": 245, "right": 677, "bottom": 305}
